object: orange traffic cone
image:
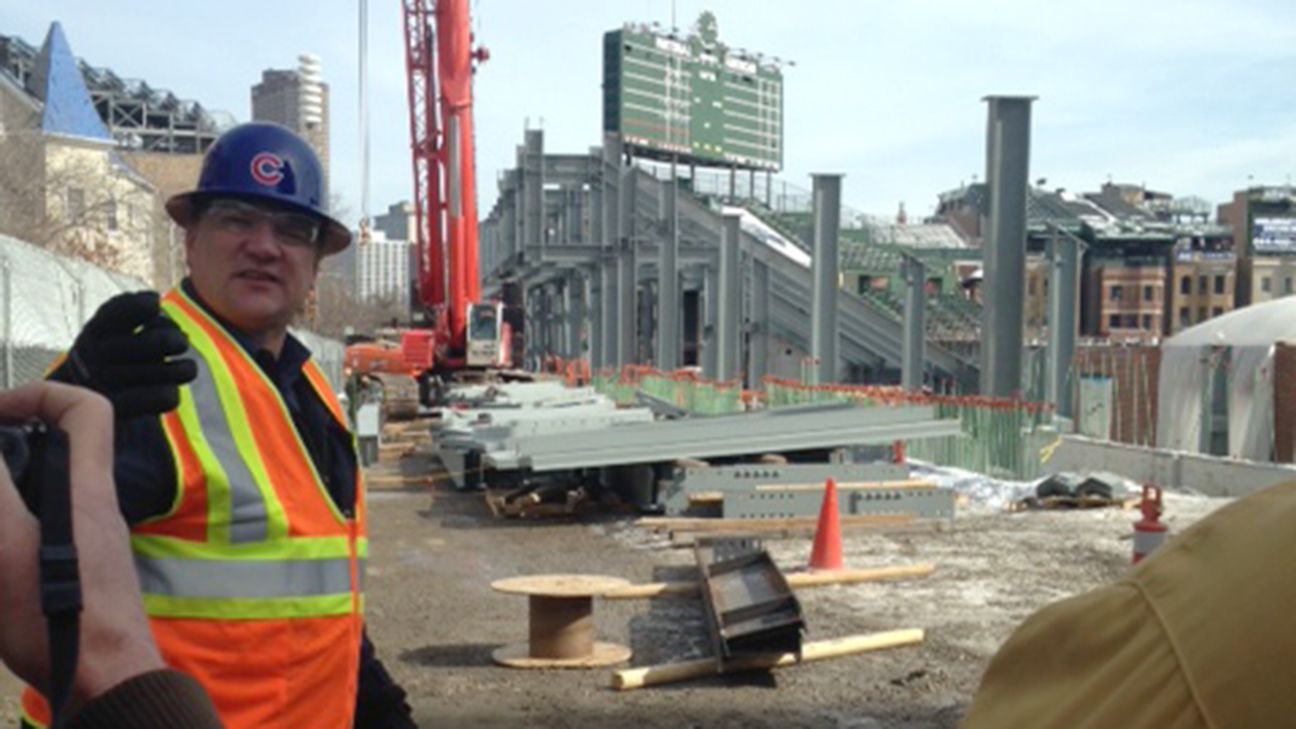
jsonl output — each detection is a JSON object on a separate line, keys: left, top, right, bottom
{"left": 808, "top": 477, "right": 844, "bottom": 571}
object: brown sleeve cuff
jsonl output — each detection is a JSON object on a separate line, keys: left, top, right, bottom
{"left": 69, "top": 669, "right": 223, "bottom": 729}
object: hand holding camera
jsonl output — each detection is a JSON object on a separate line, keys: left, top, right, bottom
{"left": 0, "top": 383, "right": 163, "bottom": 712}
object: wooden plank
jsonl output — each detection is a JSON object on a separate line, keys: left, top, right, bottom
{"left": 610, "top": 629, "right": 924, "bottom": 690}
{"left": 637, "top": 514, "right": 915, "bottom": 532}
{"left": 364, "top": 474, "right": 435, "bottom": 487}
{"left": 601, "top": 563, "right": 936, "bottom": 601}
{"left": 686, "top": 491, "right": 725, "bottom": 505}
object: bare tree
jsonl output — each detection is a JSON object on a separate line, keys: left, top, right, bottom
{"left": 303, "top": 270, "right": 409, "bottom": 340}
{"left": 0, "top": 127, "right": 157, "bottom": 275}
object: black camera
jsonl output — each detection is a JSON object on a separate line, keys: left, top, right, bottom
{"left": 0, "top": 420, "right": 66, "bottom": 514}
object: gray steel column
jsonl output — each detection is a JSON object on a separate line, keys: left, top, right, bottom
{"left": 810, "top": 174, "right": 843, "bottom": 384}
{"left": 703, "top": 263, "right": 719, "bottom": 379}
{"left": 1047, "top": 226, "right": 1080, "bottom": 419}
{"left": 749, "top": 260, "right": 770, "bottom": 387}
{"left": 523, "top": 285, "right": 537, "bottom": 363}
{"left": 717, "top": 214, "right": 742, "bottom": 381}
{"left": 901, "top": 255, "right": 926, "bottom": 391}
{"left": 599, "top": 135, "right": 622, "bottom": 371}
{"left": 561, "top": 275, "right": 576, "bottom": 357}
{"left": 512, "top": 171, "right": 524, "bottom": 259}
{"left": 980, "top": 95, "right": 1035, "bottom": 398}
{"left": 587, "top": 147, "right": 604, "bottom": 245}
{"left": 657, "top": 178, "right": 680, "bottom": 370}
{"left": 616, "top": 166, "right": 637, "bottom": 366}
{"left": 588, "top": 268, "right": 604, "bottom": 368}
{"left": 617, "top": 243, "right": 637, "bottom": 366}
{"left": 499, "top": 172, "right": 517, "bottom": 261}
{"left": 578, "top": 271, "right": 592, "bottom": 362}
{"left": 537, "top": 283, "right": 551, "bottom": 358}
{"left": 523, "top": 130, "right": 544, "bottom": 252}
{"left": 565, "top": 187, "right": 581, "bottom": 244}
{"left": 600, "top": 256, "right": 617, "bottom": 369}
{"left": 602, "top": 135, "right": 622, "bottom": 249}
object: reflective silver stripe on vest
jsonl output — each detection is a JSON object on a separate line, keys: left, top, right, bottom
{"left": 182, "top": 350, "right": 269, "bottom": 543}
{"left": 136, "top": 555, "right": 363, "bottom": 599}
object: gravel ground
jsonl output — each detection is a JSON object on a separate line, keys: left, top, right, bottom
{"left": 0, "top": 455, "right": 1231, "bottom": 728}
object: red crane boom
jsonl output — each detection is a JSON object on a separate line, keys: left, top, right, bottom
{"left": 401, "top": 0, "right": 485, "bottom": 362}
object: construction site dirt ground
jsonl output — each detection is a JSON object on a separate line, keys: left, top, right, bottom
{"left": 0, "top": 452, "right": 1229, "bottom": 728}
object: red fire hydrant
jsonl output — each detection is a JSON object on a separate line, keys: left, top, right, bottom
{"left": 1132, "top": 484, "right": 1168, "bottom": 564}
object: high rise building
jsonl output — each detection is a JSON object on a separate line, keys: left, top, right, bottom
{"left": 356, "top": 231, "right": 411, "bottom": 313}
{"left": 251, "top": 54, "right": 328, "bottom": 198}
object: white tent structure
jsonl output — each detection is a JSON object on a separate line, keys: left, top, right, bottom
{"left": 0, "top": 232, "right": 346, "bottom": 389}
{"left": 1156, "top": 297, "right": 1296, "bottom": 461}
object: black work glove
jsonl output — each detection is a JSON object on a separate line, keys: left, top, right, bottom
{"left": 50, "top": 291, "right": 198, "bottom": 418}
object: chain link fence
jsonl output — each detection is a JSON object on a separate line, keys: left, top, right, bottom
{"left": 0, "top": 232, "right": 345, "bottom": 392}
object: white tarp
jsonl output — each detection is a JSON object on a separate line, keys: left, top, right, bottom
{"left": 1156, "top": 297, "right": 1296, "bottom": 461}
{"left": 1, "top": 232, "right": 345, "bottom": 388}
{"left": 1156, "top": 347, "right": 1207, "bottom": 452}
{"left": 1228, "top": 346, "right": 1274, "bottom": 461}
{"left": 1078, "top": 377, "right": 1114, "bottom": 440}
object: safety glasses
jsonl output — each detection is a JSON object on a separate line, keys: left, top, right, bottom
{"left": 203, "top": 199, "right": 322, "bottom": 249}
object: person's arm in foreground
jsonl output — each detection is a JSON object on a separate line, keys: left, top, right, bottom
{"left": 0, "top": 382, "right": 223, "bottom": 729}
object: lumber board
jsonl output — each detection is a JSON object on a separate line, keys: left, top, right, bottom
{"left": 610, "top": 629, "right": 925, "bottom": 690}
{"left": 637, "top": 514, "right": 915, "bottom": 532}
{"left": 686, "top": 491, "right": 725, "bottom": 505}
{"left": 601, "top": 563, "right": 936, "bottom": 601}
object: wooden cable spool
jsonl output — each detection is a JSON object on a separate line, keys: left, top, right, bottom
{"left": 490, "top": 574, "right": 633, "bottom": 669}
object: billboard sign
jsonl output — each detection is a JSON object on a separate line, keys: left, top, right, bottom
{"left": 603, "top": 12, "right": 783, "bottom": 171}
{"left": 1252, "top": 216, "right": 1296, "bottom": 254}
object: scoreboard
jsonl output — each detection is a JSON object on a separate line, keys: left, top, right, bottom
{"left": 603, "top": 12, "right": 783, "bottom": 171}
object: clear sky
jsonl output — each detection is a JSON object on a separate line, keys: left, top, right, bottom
{"left": 7, "top": 0, "right": 1296, "bottom": 227}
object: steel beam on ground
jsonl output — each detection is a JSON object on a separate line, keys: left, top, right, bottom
{"left": 717, "top": 214, "right": 742, "bottom": 381}
{"left": 749, "top": 260, "right": 770, "bottom": 387}
{"left": 1047, "top": 225, "right": 1081, "bottom": 419}
{"left": 901, "top": 255, "right": 926, "bottom": 391}
{"left": 695, "top": 539, "right": 803, "bottom": 660}
{"left": 811, "top": 174, "right": 842, "bottom": 384}
{"left": 502, "top": 404, "right": 961, "bottom": 472}
{"left": 980, "top": 96, "right": 1035, "bottom": 398}
{"left": 657, "top": 177, "right": 680, "bottom": 370}
{"left": 661, "top": 463, "right": 909, "bottom": 515}
{"left": 726, "top": 484, "right": 956, "bottom": 520}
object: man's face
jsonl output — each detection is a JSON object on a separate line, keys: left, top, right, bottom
{"left": 184, "top": 198, "right": 323, "bottom": 335}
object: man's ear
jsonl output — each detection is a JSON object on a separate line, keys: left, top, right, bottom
{"left": 182, "top": 225, "right": 199, "bottom": 265}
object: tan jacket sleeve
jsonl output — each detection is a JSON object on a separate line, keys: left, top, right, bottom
{"left": 963, "top": 479, "right": 1296, "bottom": 729}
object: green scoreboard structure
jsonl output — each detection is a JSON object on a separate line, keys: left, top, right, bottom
{"left": 603, "top": 12, "right": 784, "bottom": 171}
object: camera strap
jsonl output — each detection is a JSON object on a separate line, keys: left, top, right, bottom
{"left": 35, "top": 427, "right": 81, "bottom": 729}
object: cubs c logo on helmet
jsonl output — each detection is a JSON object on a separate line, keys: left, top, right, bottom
{"left": 250, "top": 152, "right": 285, "bottom": 186}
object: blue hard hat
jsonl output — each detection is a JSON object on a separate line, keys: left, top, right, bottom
{"left": 166, "top": 122, "right": 351, "bottom": 254}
